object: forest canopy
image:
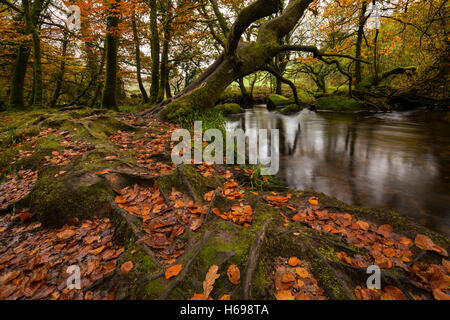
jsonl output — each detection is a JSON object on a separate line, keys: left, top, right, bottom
{"left": 0, "top": 0, "right": 448, "bottom": 114}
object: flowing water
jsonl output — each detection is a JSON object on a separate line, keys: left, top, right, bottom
{"left": 226, "top": 106, "right": 450, "bottom": 236}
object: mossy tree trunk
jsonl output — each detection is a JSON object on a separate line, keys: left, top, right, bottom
{"left": 50, "top": 31, "right": 69, "bottom": 108}
{"left": 149, "top": 0, "right": 160, "bottom": 104}
{"left": 154, "top": 0, "right": 314, "bottom": 119}
{"left": 101, "top": 0, "right": 120, "bottom": 111}
{"left": 354, "top": 1, "right": 367, "bottom": 86}
{"left": 131, "top": 17, "right": 149, "bottom": 103}
{"left": 157, "top": 0, "right": 172, "bottom": 103}
{"left": 23, "top": 0, "right": 44, "bottom": 107}
{"left": 146, "top": 0, "right": 364, "bottom": 120}
{"left": 9, "top": 44, "right": 31, "bottom": 110}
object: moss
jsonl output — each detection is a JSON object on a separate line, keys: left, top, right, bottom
{"left": 214, "top": 103, "right": 244, "bottom": 115}
{"left": 277, "top": 104, "right": 303, "bottom": 115}
{"left": 266, "top": 94, "right": 290, "bottom": 110}
{"left": 316, "top": 95, "right": 364, "bottom": 112}
{"left": 309, "top": 255, "right": 349, "bottom": 300}
{"left": 24, "top": 167, "right": 112, "bottom": 227}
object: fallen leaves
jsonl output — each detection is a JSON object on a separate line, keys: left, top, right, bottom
{"left": 165, "top": 264, "right": 182, "bottom": 279}
{"left": 265, "top": 194, "right": 292, "bottom": 208}
{"left": 227, "top": 264, "right": 240, "bottom": 285}
{"left": 273, "top": 256, "right": 326, "bottom": 300}
{"left": 115, "top": 183, "right": 186, "bottom": 261}
{"left": 0, "top": 170, "right": 38, "bottom": 210}
{"left": 415, "top": 234, "right": 448, "bottom": 256}
{"left": 0, "top": 215, "right": 122, "bottom": 300}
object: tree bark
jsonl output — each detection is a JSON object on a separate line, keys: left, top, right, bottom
{"left": 149, "top": 0, "right": 160, "bottom": 103}
{"left": 101, "top": 0, "right": 120, "bottom": 110}
{"left": 9, "top": 44, "right": 30, "bottom": 109}
{"left": 23, "top": 0, "right": 44, "bottom": 107}
{"left": 157, "top": 0, "right": 172, "bottom": 103}
{"left": 131, "top": 17, "right": 149, "bottom": 103}
{"left": 354, "top": 1, "right": 367, "bottom": 85}
{"left": 144, "top": 0, "right": 363, "bottom": 119}
{"left": 50, "top": 32, "right": 69, "bottom": 108}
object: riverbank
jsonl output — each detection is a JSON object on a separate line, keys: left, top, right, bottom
{"left": 0, "top": 107, "right": 449, "bottom": 300}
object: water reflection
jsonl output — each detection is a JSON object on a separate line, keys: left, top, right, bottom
{"left": 227, "top": 107, "right": 450, "bottom": 236}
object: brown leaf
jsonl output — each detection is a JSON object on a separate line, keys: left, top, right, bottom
{"left": 120, "top": 261, "right": 133, "bottom": 275}
{"left": 56, "top": 229, "right": 76, "bottom": 240}
{"left": 295, "top": 267, "right": 310, "bottom": 278}
{"left": 227, "top": 264, "right": 240, "bottom": 285}
{"left": 433, "top": 288, "right": 450, "bottom": 300}
{"left": 275, "top": 290, "right": 294, "bottom": 300}
{"left": 203, "top": 265, "right": 220, "bottom": 297}
{"left": 415, "top": 234, "right": 448, "bottom": 256}
{"left": 356, "top": 220, "right": 370, "bottom": 231}
{"left": 381, "top": 286, "right": 406, "bottom": 300}
{"left": 88, "top": 246, "right": 105, "bottom": 256}
{"left": 219, "top": 294, "right": 231, "bottom": 300}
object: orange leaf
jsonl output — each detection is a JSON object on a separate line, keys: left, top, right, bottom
{"left": 121, "top": 261, "right": 133, "bottom": 274}
{"left": 56, "top": 229, "right": 76, "bottom": 239}
{"left": 89, "top": 246, "right": 105, "bottom": 255}
{"left": 227, "top": 264, "right": 240, "bottom": 285}
{"left": 295, "top": 267, "right": 310, "bottom": 278}
{"left": 308, "top": 197, "right": 319, "bottom": 206}
{"left": 275, "top": 290, "right": 294, "bottom": 300}
{"left": 288, "top": 257, "right": 301, "bottom": 267}
{"left": 190, "top": 293, "right": 208, "bottom": 300}
{"left": 165, "top": 264, "right": 182, "bottom": 279}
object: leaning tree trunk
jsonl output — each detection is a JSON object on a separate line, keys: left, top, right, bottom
{"left": 146, "top": 0, "right": 315, "bottom": 120}
{"left": 101, "top": 0, "right": 120, "bottom": 110}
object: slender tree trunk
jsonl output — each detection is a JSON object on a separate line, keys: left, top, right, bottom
{"left": 157, "top": 6, "right": 171, "bottom": 103}
{"left": 23, "top": 0, "right": 43, "bottom": 107}
{"left": 373, "top": 29, "right": 380, "bottom": 85}
{"left": 50, "top": 33, "right": 69, "bottom": 108}
{"left": 89, "top": 50, "right": 106, "bottom": 107}
{"left": 165, "top": 77, "right": 172, "bottom": 98}
{"left": 131, "top": 18, "right": 149, "bottom": 103}
{"left": 9, "top": 45, "right": 30, "bottom": 109}
{"left": 101, "top": 0, "right": 120, "bottom": 110}
{"left": 149, "top": 0, "right": 160, "bottom": 103}
{"left": 354, "top": 1, "right": 367, "bottom": 86}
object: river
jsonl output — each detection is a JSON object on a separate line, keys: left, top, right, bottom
{"left": 226, "top": 106, "right": 450, "bottom": 236}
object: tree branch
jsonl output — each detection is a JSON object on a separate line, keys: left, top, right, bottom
{"left": 225, "top": 0, "right": 281, "bottom": 55}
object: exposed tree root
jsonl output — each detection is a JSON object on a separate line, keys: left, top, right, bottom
{"left": 241, "top": 218, "right": 273, "bottom": 299}
{"left": 108, "top": 199, "right": 161, "bottom": 267}
{"left": 158, "top": 230, "right": 214, "bottom": 300}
